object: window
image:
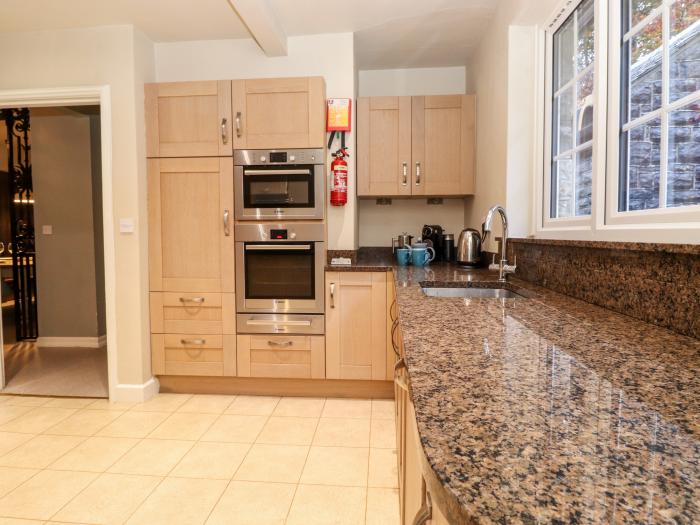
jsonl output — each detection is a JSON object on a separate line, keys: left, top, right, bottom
{"left": 549, "top": 0, "right": 596, "bottom": 219}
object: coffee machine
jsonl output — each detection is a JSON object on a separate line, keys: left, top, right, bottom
{"left": 421, "top": 225, "right": 444, "bottom": 261}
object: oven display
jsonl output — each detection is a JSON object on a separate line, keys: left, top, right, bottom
{"left": 269, "top": 151, "right": 287, "bottom": 163}
{"left": 270, "top": 229, "right": 288, "bottom": 240}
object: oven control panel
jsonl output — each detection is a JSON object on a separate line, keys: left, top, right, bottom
{"left": 235, "top": 148, "right": 324, "bottom": 166}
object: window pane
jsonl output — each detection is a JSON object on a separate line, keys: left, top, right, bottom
{"left": 629, "top": 0, "right": 663, "bottom": 27}
{"left": 576, "top": 148, "right": 593, "bottom": 215}
{"left": 554, "top": 16, "right": 575, "bottom": 90}
{"left": 670, "top": 0, "right": 700, "bottom": 103}
{"left": 577, "top": 0, "right": 595, "bottom": 71}
{"left": 621, "top": 118, "right": 662, "bottom": 211}
{"left": 628, "top": 16, "right": 663, "bottom": 123}
{"left": 667, "top": 101, "right": 700, "bottom": 207}
{"left": 556, "top": 89, "right": 575, "bottom": 153}
{"left": 553, "top": 157, "right": 575, "bottom": 218}
{"left": 577, "top": 70, "right": 595, "bottom": 144}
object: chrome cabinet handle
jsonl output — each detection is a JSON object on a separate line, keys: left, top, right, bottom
{"left": 235, "top": 111, "right": 242, "bottom": 138}
{"left": 415, "top": 162, "right": 421, "bottom": 185}
{"left": 330, "top": 282, "right": 335, "bottom": 309}
{"left": 180, "top": 338, "right": 206, "bottom": 345}
{"left": 402, "top": 162, "right": 408, "bottom": 185}
{"left": 267, "top": 340, "right": 293, "bottom": 348}
{"left": 179, "top": 296, "right": 205, "bottom": 304}
{"left": 412, "top": 481, "right": 432, "bottom": 525}
{"left": 223, "top": 209, "right": 230, "bottom": 236}
{"left": 221, "top": 118, "right": 228, "bottom": 144}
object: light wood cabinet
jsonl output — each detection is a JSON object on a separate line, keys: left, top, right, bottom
{"left": 232, "top": 77, "right": 326, "bottom": 150}
{"left": 149, "top": 292, "right": 235, "bottom": 335}
{"left": 151, "top": 334, "right": 235, "bottom": 377}
{"left": 237, "top": 335, "right": 325, "bottom": 379}
{"left": 325, "top": 272, "right": 388, "bottom": 381}
{"left": 357, "top": 94, "right": 475, "bottom": 197}
{"left": 145, "top": 81, "right": 232, "bottom": 158}
{"left": 148, "top": 157, "right": 234, "bottom": 293}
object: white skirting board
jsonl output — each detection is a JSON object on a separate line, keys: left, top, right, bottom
{"left": 112, "top": 377, "right": 160, "bottom": 403}
{"left": 35, "top": 335, "right": 108, "bottom": 348}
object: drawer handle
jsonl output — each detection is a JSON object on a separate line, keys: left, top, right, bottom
{"left": 180, "top": 338, "right": 206, "bottom": 346}
{"left": 329, "top": 282, "right": 335, "bottom": 309}
{"left": 412, "top": 480, "right": 432, "bottom": 525}
{"left": 267, "top": 340, "right": 294, "bottom": 348}
{"left": 223, "top": 209, "right": 231, "bottom": 237}
{"left": 179, "top": 297, "right": 205, "bottom": 304}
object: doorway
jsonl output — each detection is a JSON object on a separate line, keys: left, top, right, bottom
{"left": 0, "top": 104, "right": 108, "bottom": 397}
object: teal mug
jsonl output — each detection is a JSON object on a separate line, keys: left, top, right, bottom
{"left": 411, "top": 247, "right": 435, "bottom": 266}
{"left": 395, "top": 247, "right": 411, "bottom": 266}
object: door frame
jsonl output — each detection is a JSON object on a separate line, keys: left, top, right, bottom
{"left": 0, "top": 86, "right": 118, "bottom": 399}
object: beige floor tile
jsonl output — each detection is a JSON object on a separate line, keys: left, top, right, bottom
{"left": 286, "top": 484, "right": 366, "bottom": 525}
{"left": 256, "top": 417, "right": 318, "bottom": 446}
{"left": 43, "top": 409, "right": 123, "bottom": 436}
{"left": 176, "top": 395, "right": 236, "bottom": 414}
{"left": 368, "top": 448, "right": 399, "bottom": 488}
{"left": 234, "top": 444, "right": 308, "bottom": 483}
{"left": 366, "top": 487, "right": 400, "bottom": 525}
{"left": 43, "top": 398, "right": 98, "bottom": 409}
{"left": 130, "top": 394, "right": 192, "bottom": 413}
{"left": 170, "top": 442, "right": 250, "bottom": 479}
{"left": 0, "top": 432, "right": 33, "bottom": 457}
{"left": 371, "top": 399, "right": 396, "bottom": 420}
{"left": 148, "top": 412, "right": 217, "bottom": 441}
{"left": 0, "top": 435, "right": 84, "bottom": 469}
{"left": 87, "top": 399, "right": 138, "bottom": 411}
{"left": 49, "top": 436, "right": 138, "bottom": 472}
{"left": 312, "top": 418, "right": 370, "bottom": 447}
{"left": 200, "top": 414, "right": 267, "bottom": 443}
{"left": 225, "top": 395, "right": 280, "bottom": 416}
{"left": 300, "top": 446, "right": 369, "bottom": 487}
{"left": 52, "top": 472, "right": 161, "bottom": 525}
{"left": 0, "top": 406, "right": 36, "bottom": 427}
{"left": 272, "top": 397, "right": 325, "bottom": 417}
{"left": 0, "top": 397, "right": 51, "bottom": 408}
{"left": 370, "top": 418, "right": 397, "bottom": 448}
{"left": 0, "top": 408, "right": 77, "bottom": 434}
{"left": 126, "top": 477, "right": 226, "bottom": 525}
{"left": 96, "top": 411, "right": 170, "bottom": 438}
{"left": 0, "top": 469, "right": 96, "bottom": 520}
{"left": 0, "top": 517, "right": 44, "bottom": 524}
{"left": 0, "top": 467, "right": 38, "bottom": 498}
{"left": 205, "top": 481, "right": 296, "bottom": 525}
{"left": 108, "top": 439, "right": 193, "bottom": 476}
{"left": 322, "top": 399, "right": 372, "bottom": 419}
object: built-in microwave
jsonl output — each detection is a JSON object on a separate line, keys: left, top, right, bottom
{"left": 234, "top": 149, "right": 325, "bottom": 221}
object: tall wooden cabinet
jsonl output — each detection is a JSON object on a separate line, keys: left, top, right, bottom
{"left": 357, "top": 94, "right": 476, "bottom": 197}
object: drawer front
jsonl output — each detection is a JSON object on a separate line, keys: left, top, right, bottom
{"left": 150, "top": 293, "right": 235, "bottom": 335}
{"left": 237, "top": 335, "right": 324, "bottom": 379}
{"left": 152, "top": 333, "right": 235, "bottom": 377}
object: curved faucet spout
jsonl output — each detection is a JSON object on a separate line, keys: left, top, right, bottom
{"left": 481, "top": 205, "right": 513, "bottom": 282}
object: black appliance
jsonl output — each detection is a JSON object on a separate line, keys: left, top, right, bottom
{"left": 421, "top": 225, "right": 444, "bottom": 261}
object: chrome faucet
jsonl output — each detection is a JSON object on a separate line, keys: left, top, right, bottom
{"left": 482, "top": 205, "right": 517, "bottom": 282}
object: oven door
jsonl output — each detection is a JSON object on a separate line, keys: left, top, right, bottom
{"left": 234, "top": 165, "right": 325, "bottom": 220}
{"left": 236, "top": 241, "right": 325, "bottom": 314}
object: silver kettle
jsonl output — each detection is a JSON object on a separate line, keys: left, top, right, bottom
{"left": 456, "top": 228, "right": 481, "bottom": 267}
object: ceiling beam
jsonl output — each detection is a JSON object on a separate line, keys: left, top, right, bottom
{"left": 227, "top": 0, "right": 287, "bottom": 56}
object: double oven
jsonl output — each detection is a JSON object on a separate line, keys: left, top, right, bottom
{"left": 234, "top": 149, "right": 326, "bottom": 335}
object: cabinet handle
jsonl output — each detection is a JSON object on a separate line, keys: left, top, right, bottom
{"left": 415, "top": 162, "right": 421, "bottom": 185}
{"left": 235, "top": 111, "right": 242, "bottom": 138}
{"left": 221, "top": 118, "right": 228, "bottom": 144}
{"left": 267, "top": 340, "right": 293, "bottom": 348}
{"left": 223, "top": 209, "right": 231, "bottom": 236}
{"left": 329, "top": 282, "right": 335, "bottom": 309}
{"left": 179, "top": 296, "right": 205, "bottom": 304}
{"left": 402, "top": 162, "right": 408, "bottom": 186}
{"left": 391, "top": 319, "right": 400, "bottom": 358}
{"left": 412, "top": 481, "right": 433, "bottom": 525}
{"left": 180, "top": 338, "right": 206, "bottom": 346}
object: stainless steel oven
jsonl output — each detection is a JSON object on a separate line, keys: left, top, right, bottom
{"left": 234, "top": 149, "right": 325, "bottom": 221}
{"left": 235, "top": 222, "right": 325, "bottom": 335}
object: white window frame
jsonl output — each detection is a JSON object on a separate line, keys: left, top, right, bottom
{"left": 533, "top": 0, "right": 700, "bottom": 244}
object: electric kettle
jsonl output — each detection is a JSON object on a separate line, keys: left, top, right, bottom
{"left": 456, "top": 228, "right": 481, "bottom": 267}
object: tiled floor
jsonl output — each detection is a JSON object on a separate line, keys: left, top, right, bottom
{"left": 0, "top": 393, "right": 399, "bottom": 525}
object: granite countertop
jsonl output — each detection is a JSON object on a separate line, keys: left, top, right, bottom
{"left": 392, "top": 263, "right": 700, "bottom": 524}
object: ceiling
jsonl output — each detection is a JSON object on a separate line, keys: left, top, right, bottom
{"left": 0, "top": 0, "right": 499, "bottom": 69}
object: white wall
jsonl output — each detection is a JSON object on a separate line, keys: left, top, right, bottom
{"left": 155, "top": 33, "right": 358, "bottom": 250}
{"left": 358, "top": 66, "right": 468, "bottom": 246}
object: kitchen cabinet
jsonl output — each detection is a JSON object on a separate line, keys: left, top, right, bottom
{"left": 148, "top": 157, "right": 234, "bottom": 293}
{"left": 149, "top": 292, "right": 235, "bottom": 335}
{"left": 231, "top": 77, "right": 326, "bottom": 150}
{"left": 151, "top": 334, "right": 236, "bottom": 377}
{"left": 325, "top": 272, "right": 388, "bottom": 381}
{"left": 236, "top": 335, "right": 325, "bottom": 379}
{"left": 357, "top": 94, "right": 476, "bottom": 197}
{"left": 145, "top": 81, "right": 232, "bottom": 158}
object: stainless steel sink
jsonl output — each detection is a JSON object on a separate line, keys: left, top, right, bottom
{"left": 421, "top": 286, "right": 526, "bottom": 299}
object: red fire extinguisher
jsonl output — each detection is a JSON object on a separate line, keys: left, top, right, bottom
{"left": 330, "top": 148, "right": 349, "bottom": 207}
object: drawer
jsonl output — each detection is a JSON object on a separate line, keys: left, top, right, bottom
{"left": 152, "top": 333, "right": 236, "bottom": 376}
{"left": 237, "top": 335, "right": 324, "bottom": 379}
{"left": 150, "top": 293, "right": 234, "bottom": 335}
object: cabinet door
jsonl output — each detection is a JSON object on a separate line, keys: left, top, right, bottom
{"left": 403, "top": 400, "right": 424, "bottom": 525}
{"left": 357, "top": 97, "right": 412, "bottom": 197}
{"left": 145, "top": 81, "right": 232, "bottom": 157}
{"left": 232, "top": 77, "right": 326, "bottom": 149}
{"left": 411, "top": 95, "right": 475, "bottom": 196}
{"left": 151, "top": 334, "right": 235, "bottom": 376}
{"left": 148, "top": 157, "right": 234, "bottom": 293}
{"left": 326, "top": 272, "right": 387, "bottom": 380}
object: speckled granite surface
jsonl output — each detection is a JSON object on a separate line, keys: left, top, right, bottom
{"left": 393, "top": 263, "right": 700, "bottom": 524}
{"left": 326, "top": 247, "right": 394, "bottom": 271}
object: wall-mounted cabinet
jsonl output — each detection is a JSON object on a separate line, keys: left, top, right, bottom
{"left": 357, "top": 94, "right": 475, "bottom": 198}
